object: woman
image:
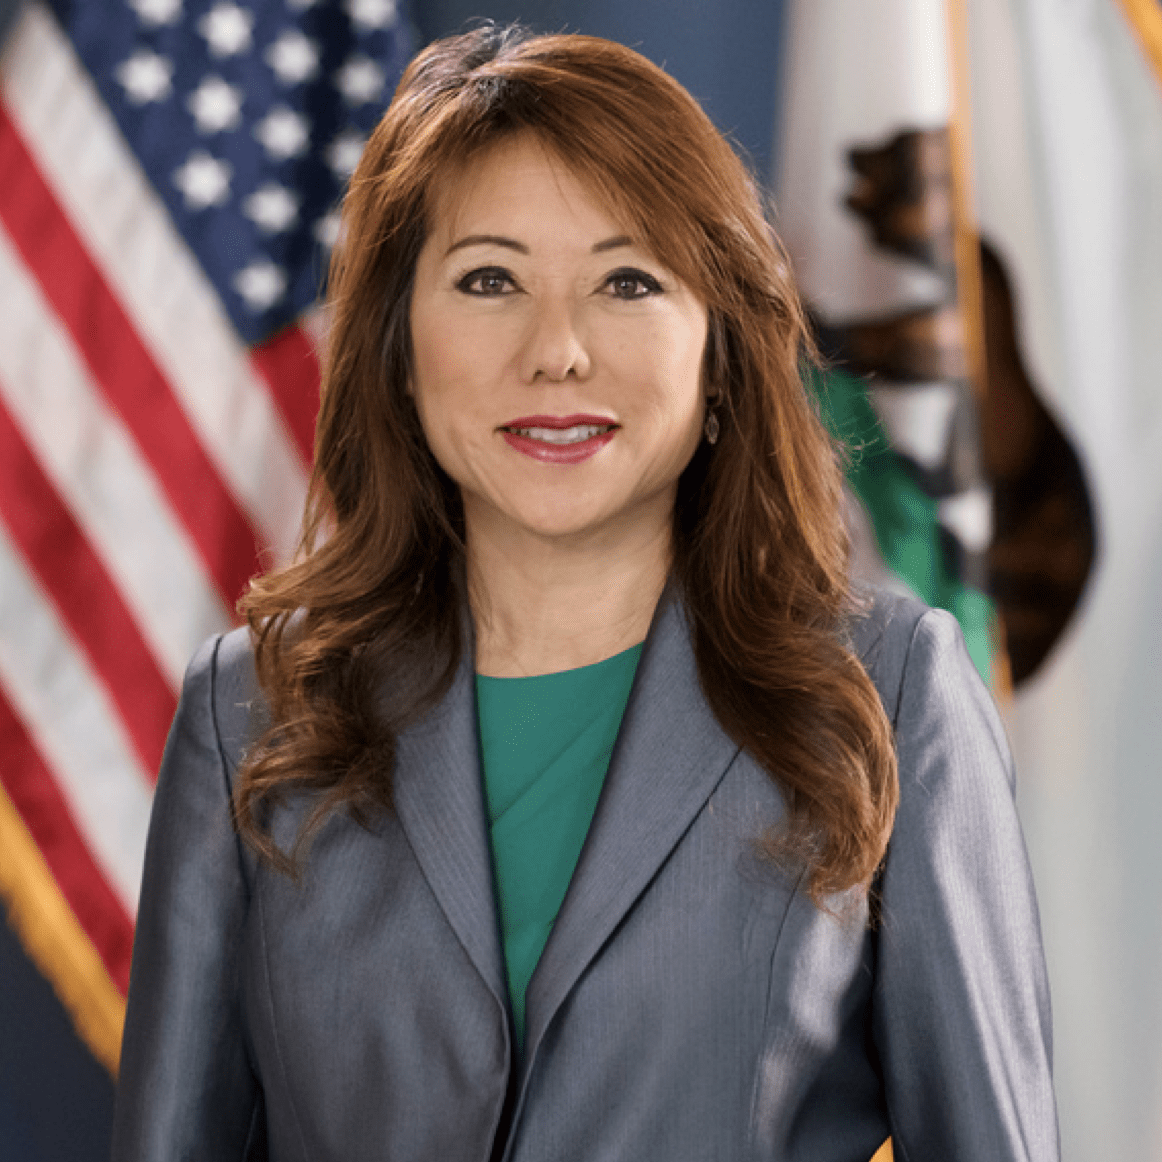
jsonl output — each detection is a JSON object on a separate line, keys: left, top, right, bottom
{"left": 112, "top": 24, "right": 1059, "bottom": 1162}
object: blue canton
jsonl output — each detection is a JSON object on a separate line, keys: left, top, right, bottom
{"left": 58, "top": 0, "right": 413, "bottom": 343}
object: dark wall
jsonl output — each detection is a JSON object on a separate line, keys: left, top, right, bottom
{"left": 0, "top": 0, "right": 24, "bottom": 48}
{"left": 414, "top": 0, "right": 788, "bottom": 182}
{"left": 0, "top": 918, "right": 115, "bottom": 1161}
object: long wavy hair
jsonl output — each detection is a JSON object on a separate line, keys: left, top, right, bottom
{"left": 237, "top": 24, "right": 898, "bottom": 905}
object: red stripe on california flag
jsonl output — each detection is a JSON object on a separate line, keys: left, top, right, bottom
{"left": 0, "top": 397, "right": 176, "bottom": 775}
{"left": 0, "top": 688, "right": 134, "bottom": 994}
{"left": 0, "top": 102, "right": 261, "bottom": 607}
{"left": 251, "top": 324, "right": 320, "bottom": 468}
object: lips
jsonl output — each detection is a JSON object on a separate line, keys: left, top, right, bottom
{"left": 499, "top": 414, "right": 619, "bottom": 465}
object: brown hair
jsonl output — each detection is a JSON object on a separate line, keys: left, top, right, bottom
{"left": 237, "top": 24, "right": 897, "bottom": 904}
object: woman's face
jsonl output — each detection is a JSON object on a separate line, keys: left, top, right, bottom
{"left": 409, "top": 135, "right": 709, "bottom": 552}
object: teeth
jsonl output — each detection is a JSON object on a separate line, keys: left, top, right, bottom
{"left": 512, "top": 424, "right": 611, "bottom": 444}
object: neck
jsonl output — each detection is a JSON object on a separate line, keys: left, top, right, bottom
{"left": 466, "top": 506, "right": 671, "bottom": 678}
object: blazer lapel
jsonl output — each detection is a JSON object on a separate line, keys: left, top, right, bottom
{"left": 390, "top": 646, "right": 509, "bottom": 1011}
{"left": 521, "top": 590, "right": 741, "bottom": 1067}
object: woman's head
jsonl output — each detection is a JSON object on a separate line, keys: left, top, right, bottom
{"left": 311, "top": 23, "right": 840, "bottom": 602}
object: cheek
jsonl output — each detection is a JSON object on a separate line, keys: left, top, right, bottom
{"left": 410, "top": 311, "right": 470, "bottom": 429}
{"left": 645, "top": 323, "right": 708, "bottom": 427}
{"left": 660, "top": 325, "right": 710, "bottom": 465}
{"left": 612, "top": 312, "right": 704, "bottom": 397}
{"left": 409, "top": 307, "right": 448, "bottom": 404}
{"left": 409, "top": 330, "right": 502, "bottom": 494}
{"left": 411, "top": 308, "right": 502, "bottom": 416}
{"left": 408, "top": 333, "right": 459, "bottom": 472}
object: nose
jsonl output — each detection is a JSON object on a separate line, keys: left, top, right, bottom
{"left": 518, "top": 298, "right": 592, "bottom": 383}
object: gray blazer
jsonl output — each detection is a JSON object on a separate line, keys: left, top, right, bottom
{"left": 111, "top": 589, "right": 1059, "bottom": 1161}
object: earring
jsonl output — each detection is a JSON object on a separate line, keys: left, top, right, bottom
{"left": 704, "top": 409, "right": 720, "bottom": 446}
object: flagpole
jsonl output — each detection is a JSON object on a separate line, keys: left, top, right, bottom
{"left": 945, "top": 0, "right": 1016, "bottom": 700}
{"left": 945, "top": 0, "right": 985, "bottom": 405}
{"left": 1116, "top": 0, "right": 1162, "bottom": 89}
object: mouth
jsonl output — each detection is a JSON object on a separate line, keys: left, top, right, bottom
{"left": 505, "top": 422, "right": 616, "bottom": 444}
{"left": 499, "top": 414, "right": 619, "bottom": 464}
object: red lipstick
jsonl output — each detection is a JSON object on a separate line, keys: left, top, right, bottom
{"left": 499, "top": 414, "right": 619, "bottom": 465}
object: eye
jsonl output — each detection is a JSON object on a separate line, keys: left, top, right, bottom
{"left": 456, "top": 266, "right": 518, "bottom": 296}
{"left": 603, "top": 267, "right": 664, "bottom": 300}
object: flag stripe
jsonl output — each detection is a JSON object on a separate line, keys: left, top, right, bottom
{"left": 0, "top": 776, "right": 126, "bottom": 1075}
{"left": 0, "top": 519, "right": 153, "bottom": 913}
{"left": 0, "top": 104, "right": 262, "bottom": 607}
{"left": 1, "top": 3, "right": 309, "bottom": 564}
{"left": 0, "top": 397, "right": 176, "bottom": 775}
{"left": 0, "top": 691, "right": 134, "bottom": 995}
{"left": 251, "top": 325, "right": 321, "bottom": 470}
{"left": 0, "top": 222, "right": 230, "bottom": 689}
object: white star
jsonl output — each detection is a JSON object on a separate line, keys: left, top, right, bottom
{"left": 116, "top": 50, "right": 174, "bottom": 104}
{"left": 346, "top": 0, "right": 396, "bottom": 31}
{"left": 326, "top": 129, "right": 366, "bottom": 179}
{"left": 314, "top": 210, "right": 341, "bottom": 248}
{"left": 128, "top": 0, "right": 182, "bottom": 26}
{"left": 253, "top": 106, "right": 311, "bottom": 159}
{"left": 335, "top": 55, "right": 386, "bottom": 105}
{"left": 173, "top": 151, "right": 232, "bottom": 209}
{"left": 266, "top": 30, "right": 320, "bottom": 84}
{"left": 187, "top": 76, "right": 244, "bottom": 134}
{"left": 234, "top": 262, "right": 287, "bottom": 310}
{"left": 243, "top": 184, "right": 299, "bottom": 233}
{"left": 198, "top": 2, "right": 254, "bottom": 56}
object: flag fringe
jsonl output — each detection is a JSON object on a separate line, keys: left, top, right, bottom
{"left": 1117, "top": 0, "right": 1162, "bottom": 89}
{"left": 0, "top": 782, "right": 125, "bottom": 1077}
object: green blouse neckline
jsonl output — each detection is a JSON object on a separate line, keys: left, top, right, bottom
{"left": 475, "top": 641, "right": 644, "bottom": 1046}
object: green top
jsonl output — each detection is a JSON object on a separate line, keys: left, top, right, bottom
{"left": 475, "top": 642, "right": 644, "bottom": 1047}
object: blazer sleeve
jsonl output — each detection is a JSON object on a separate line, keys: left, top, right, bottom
{"left": 872, "top": 609, "right": 1060, "bottom": 1162}
{"left": 111, "top": 634, "right": 263, "bottom": 1161}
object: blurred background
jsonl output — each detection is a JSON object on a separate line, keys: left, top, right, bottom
{"left": 0, "top": 0, "right": 1159, "bottom": 1157}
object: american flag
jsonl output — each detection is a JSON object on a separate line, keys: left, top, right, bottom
{"left": 0, "top": 0, "right": 411, "bottom": 1073}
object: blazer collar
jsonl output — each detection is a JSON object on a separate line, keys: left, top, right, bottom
{"left": 520, "top": 587, "right": 741, "bottom": 1070}
{"left": 390, "top": 634, "right": 509, "bottom": 1015}
{"left": 388, "top": 586, "right": 742, "bottom": 1070}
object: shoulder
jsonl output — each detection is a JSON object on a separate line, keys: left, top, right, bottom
{"left": 847, "top": 585, "right": 1014, "bottom": 797}
{"left": 177, "top": 624, "right": 264, "bottom": 779}
{"left": 136, "top": 625, "right": 264, "bottom": 905}
{"left": 845, "top": 586, "right": 928, "bottom": 723}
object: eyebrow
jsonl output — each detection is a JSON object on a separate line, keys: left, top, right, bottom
{"left": 592, "top": 235, "right": 633, "bottom": 253}
{"left": 443, "top": 234, "right": 635, "bottom": 258}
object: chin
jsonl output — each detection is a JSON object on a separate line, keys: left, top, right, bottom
{"left": 498, "top": 499, "right": 620, "bottom": 544}
{"left": 514, "top": 515, "right": 608, "bottom": 543}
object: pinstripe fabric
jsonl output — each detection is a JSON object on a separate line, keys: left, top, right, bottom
{"left": 112, "top": 587, "right": 1059, "bottom": 1161}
